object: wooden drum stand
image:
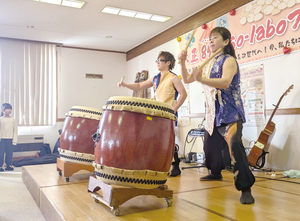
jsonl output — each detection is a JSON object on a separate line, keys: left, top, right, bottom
{"left": 56, "top": 158, "right": 94, "bottom": 182}
{"left": 87, "top": 176, "right": 173, "bottom": 216}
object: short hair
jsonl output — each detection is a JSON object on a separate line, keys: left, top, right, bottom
{"left": 1, "top": 103, "right": 12, "bottom": 116}
{"left": 157, "top": 51, "right": 176, "bottom": 70}
{"left": 1, "top": 103, "right": 12, "bottom": 110}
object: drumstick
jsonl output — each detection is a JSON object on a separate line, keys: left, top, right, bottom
{"left": 187, "top": 48, "right": 222, "bottom": 80}
{"left": 119, "top": 76, "right": 125, "bottom": 87}
{"left": 178, "top": 28, "right": 197, "bottom": 64}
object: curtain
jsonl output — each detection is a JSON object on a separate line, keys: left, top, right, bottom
{"left": 0, "top": 38, "right": 56, "bottom": 126}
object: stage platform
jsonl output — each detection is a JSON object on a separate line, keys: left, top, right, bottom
{"left": 22, "top": 163, "right": 93, "bottom": 207}
{"left": 22, "top": 162, "right": 300, "bottom": 220}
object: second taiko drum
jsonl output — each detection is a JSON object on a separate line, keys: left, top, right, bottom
{"left": 59, "top": 106, "right": 102, "bottom": 165}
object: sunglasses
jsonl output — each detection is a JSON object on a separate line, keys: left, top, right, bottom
{"left": 155, "top": 59, "right": 166, "bottom": 63}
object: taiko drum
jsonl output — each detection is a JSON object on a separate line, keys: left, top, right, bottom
{"left": 93, "top": 96, "right": 177, "bottom": 189}
{"left": 59, "top": 106, "right": 102, "bottom": 165}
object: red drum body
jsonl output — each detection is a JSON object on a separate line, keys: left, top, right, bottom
{"left": 93, "top": 96, "right": 177, "bottom": 189}
{"left": 59, "top": 106, "right": 102, "bottom": 165}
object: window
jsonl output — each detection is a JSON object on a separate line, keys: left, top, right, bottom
{"left": 0, "top": 38, "right": 56, "bottom": 126}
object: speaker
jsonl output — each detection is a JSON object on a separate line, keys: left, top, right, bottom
{"left": 184, "top": 152, "right": 197, "bottom": 163}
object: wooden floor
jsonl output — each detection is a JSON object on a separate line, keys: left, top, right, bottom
{"left": 22, "top": 163, "right": 300, "bottom": 221}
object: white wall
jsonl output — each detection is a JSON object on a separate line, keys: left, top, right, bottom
{"left": 58, "top": 47, "right": 128, "bottom": 117}
{"left": 127, "top": 39, "right": 300, "bottom": 171}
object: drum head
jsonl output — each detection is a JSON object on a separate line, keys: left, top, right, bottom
{"left": 66, "top": 106, "right": 102, "bottom": 120}
{"left": 102, "top": 96, "right": 177, "bottom": 121}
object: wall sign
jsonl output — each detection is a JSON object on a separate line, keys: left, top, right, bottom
{"left": 180, "top": 1, "right": 300, "bottom": 68}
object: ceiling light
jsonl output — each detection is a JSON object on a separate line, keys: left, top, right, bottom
{"left": 101, "top": 6, "right": 120, "bottom": 15}
{"left": 62, "top": 0, "right": 85, "bottom": 8}
{"left": 150, "top": 15, "right": 171, "bottom": 22}
{"left": 35, "top": 0, "right": 85, "bottom": 8}
{"left": 135, "top": 12, "right": 152, "bottom": 20}
{"left": 39, "top": 0, "right": 61, "bottom": 5}
{"left": 119, "top": 9, "right": 137, "bottom": 17}
{"left": 101, "top": 6, "right": 171, "bottom": 22}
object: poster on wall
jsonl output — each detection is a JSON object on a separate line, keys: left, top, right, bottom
{"left": 179, "top": 0, "right": 300, "bottom": 71}
{"left": 240, "top": 64, "right": 265, "bottom": 126}
{"left": 178, "top": 84, "right": 190, "bottom": 126}
{"left": 178, "top": 0, "right": 300, "bottom": 122}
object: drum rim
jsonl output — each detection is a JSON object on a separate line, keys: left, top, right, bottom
{"left": 69, "top": 106, "right": 102, "bottom": 115}
{"left": 102, "top": 96, "right": 177, "bottom": 121}
{"left": 93, "top": 162, "right": 170, "bottom": 189}
{"left": 106, "top": 96, "right": 173, "bottom": 108}
{"left": 58, "top": 148, "right": 95, "bottom": 165}
{"left": 66, "top": 106, "right": 102, "bottom": 120}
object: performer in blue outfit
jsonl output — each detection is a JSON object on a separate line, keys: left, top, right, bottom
{"left": 178, "top": 27, "right": 255, "bottom": 204}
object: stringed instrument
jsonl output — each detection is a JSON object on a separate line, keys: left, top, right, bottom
{"left": 247, "top": 84, "right": 294, "bottom": 167}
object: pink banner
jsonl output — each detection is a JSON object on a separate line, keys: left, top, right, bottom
{"left": 179, "top": 1, "right": 300, "bottom": 68}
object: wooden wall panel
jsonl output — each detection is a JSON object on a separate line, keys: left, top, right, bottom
{"left": 126, "top": 0, "right": 253, "bottom": 61}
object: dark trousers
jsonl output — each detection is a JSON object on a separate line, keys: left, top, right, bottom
{"left": 0, "top": 139, "right": 14, "bottom": 167}
{"left": 203, "top": 120, "right": 255, "bottom": 191}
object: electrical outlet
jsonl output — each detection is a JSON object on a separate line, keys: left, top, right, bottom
{"left": 197, "top": 152, "right": 205, "bottom": 163}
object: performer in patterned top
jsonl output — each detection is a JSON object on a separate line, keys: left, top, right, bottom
{"left": 118, "top": 51, "right": 187, "bottom": 177}
{"left": 178, "top": 27, "right": 255, "bottom": 204}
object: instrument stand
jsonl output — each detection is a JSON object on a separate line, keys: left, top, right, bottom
{"left": 181, "top": 120, "right": 206, "bottom": 170}
{"left": 56, "top": 158, "right": 94, "bottom": 182}
{"left": 181, "top": 163, "right": 206, "bottom": 170}
{"left": 248, "top": 150, "right": 270, "bottom": 170}
{"left": 250, "top": 166, "right": 275, "bottom": 173}
{"left": 87, "top": 176, "right": 173, "bottom": 216}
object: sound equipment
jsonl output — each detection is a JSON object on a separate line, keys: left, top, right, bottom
{"left": 188, "top": 128, "right": 205, "bottom": 137}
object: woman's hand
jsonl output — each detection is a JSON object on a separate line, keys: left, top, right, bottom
{"left": 191, "top": 67, "right": 203, "bottom": 82}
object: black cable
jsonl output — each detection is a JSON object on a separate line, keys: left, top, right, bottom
{"left": 254, "top": 176, "right": 300, "bottom": 185}
{"left": 182, "top": 129, "right": 195, "bottom": 160}
{"left": 181, "top": 119, "right": 205, "bottom": 160}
